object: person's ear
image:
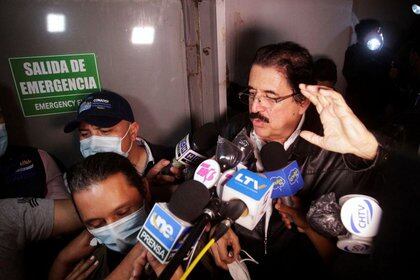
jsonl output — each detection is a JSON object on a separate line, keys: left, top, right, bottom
{"left": 298, "top": 97, "right": 310, "bottom": 115}
{"left": 130, "top": 122, "right": 140, "bottom": 141}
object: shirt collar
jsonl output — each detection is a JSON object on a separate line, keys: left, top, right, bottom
{"left": 135, "top": 138, "right": 155, "bottom": 175}
{"left": 284, "top": 113, "right": 305, "bottom": 150}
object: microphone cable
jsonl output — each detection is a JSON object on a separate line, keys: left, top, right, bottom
{"left": 180, "top": 238, "right": 215, "bottom": 280}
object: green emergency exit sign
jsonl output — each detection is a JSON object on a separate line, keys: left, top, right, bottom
{"left": 9, "top": 53, "right": 101, "bottom": 117}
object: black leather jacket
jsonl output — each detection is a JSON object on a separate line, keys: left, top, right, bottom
{"left": 221, "top": 106, "right": 390, "bottom": 278}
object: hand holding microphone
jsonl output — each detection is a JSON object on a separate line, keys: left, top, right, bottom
{"left": 274, "top": 196, "right": 309, "bottom": 233}
{"left": 209, "top": 228, "right": 241, "bottom": 270}
{"left": 137, "top": 180, "right": 211, "bottom": 264}
{"left": 161, "top": 123, "right": 219, "bottom": 176}
{"left": 146, "top": 159, "right": 183, "bottom": 186}
{"left": 307, "top": 193, "right": 382, "bottom": 254}
{"left": 130, "top": 251, "right": 184, "bottom": 280}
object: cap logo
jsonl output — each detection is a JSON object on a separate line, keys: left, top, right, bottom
{"left": 93, "top": 98, "right": 109, "bottom": 103}
{"left": 92, "top": 98, "right": 112, "bottom": 110}
{"left": 79, "top": 101, "right": 92, "bottom": 113}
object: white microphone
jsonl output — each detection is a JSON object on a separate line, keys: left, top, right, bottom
{"left": 193, "top": 159, "right": 222, "bottom": 189}
{"left": 221, "top": 169, "right": 273, "bottom": 230}
{"left": 337, "top": 194, "right": 382, "bottom": 254}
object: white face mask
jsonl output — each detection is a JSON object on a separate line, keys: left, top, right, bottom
{"left": 87, "top": 206, "right": 147, "bottom": 253}
{"left": 80, "top": 124, "right": 133, "bottom": 158}
{"left": 0, "top": 123, "right": 8, "bottom": 157}
{"left": 227, "top": 250, "right": 258, "bottom": 280}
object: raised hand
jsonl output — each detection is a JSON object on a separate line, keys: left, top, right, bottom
{"left": 299, "top": 84, "right": 378, "bottom": 160}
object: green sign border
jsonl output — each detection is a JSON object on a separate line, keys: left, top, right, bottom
{"left": 8, "top": 53, "right": 101, "bottom": 118}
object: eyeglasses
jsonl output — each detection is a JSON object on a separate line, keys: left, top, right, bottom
{"left": 238, "top": 90, "right": 299, "bottom": 107}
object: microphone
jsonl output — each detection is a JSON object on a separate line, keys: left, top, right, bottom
{"left": 260, "top": 142, "right": 304, "bottom": 203}
{"left": 157, "top": 197, "right": 222, "bottom": 279}
{"left": 215, "top": 136, "right": 244, "bottom": 172}
{"left": 307, "top": 193, "right": 382, "bottom": 254}
{"left": 213, "top": 136, "right": 250, "bottom": 197}
{"left": 193, "top": 159, "right": 222, "bottom": 189}
{"left": 137, "top": 180, "right": 210, "bottom": 264}
{"left": 337, "top": 194, "right": 382, "bottom": 254}
{"left": 232, "top": 128, "right": 254, "bottom": 165}
{"left": 212, "top": 199, "right": 248, "bottom": 241}
{"left": 161, "top": 123, "right": 218, "bottom": 175}
{"left": 221, "top": 168, "right": 273, "bottom": 230}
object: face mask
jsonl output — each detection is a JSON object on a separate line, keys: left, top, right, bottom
{"left": 80, "top": 124, "right": 133, "bottom": 158}
{"left": 0, "top": 124, "right": 8, "bottom": 157}
{"left": 87, "top": 206, "right": 147, "bottom": 253}
{"left": 227, "top": 250, "right": 258, "bottom": 280}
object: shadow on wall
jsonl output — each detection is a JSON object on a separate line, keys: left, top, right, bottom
{"left": 232, "top": 26, "right": 281, "bottom": 86}
{"left": 50, "top": 112, "right": 84, "bottom": 167}
{"left": 122, "top": 93, "right": 186, "bottom": 147}
{"left": 0, "top": 84, "right": 28, "bottom": 145}
{"left": 318, "top": 26, "right": 353, "bottom": 93}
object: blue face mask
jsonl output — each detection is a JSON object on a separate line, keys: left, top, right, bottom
{"left": 0, "top": 123, "right": 8, "bottom": 157}
{"left": 87, "top": 206, "right": 148, "bottom": 253}
{"left": 79, "top": 125, "right": 133, "bottom": 158}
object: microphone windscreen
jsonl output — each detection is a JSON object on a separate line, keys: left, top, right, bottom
{"left": 223, "top": 199, "right": 248, "bottom": 221}
{"left": 260, "top": 142, "right": 288, "bottom": 171}
{"left": 168, "top": 180, "right": 210, "bottom": 223}
{"left": 191, "top": 123, "right": 219, "bottom": 153}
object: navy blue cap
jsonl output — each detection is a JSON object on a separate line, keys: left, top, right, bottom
{"left": 64, "top": 90, "right": 134, "bottom": 133}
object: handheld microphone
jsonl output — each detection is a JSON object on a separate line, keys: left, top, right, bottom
{"left": 212, "top": 199, "right": 248, "bottom": 241}
{"left": 215, "top": 136, "right": 244, "bottom": 172}
{"left": 193, "top": 159, "right": 222, "bottom": 189}
{"left": 137, "top": 180, "right": 210, "bottom": 264}
{"left": 161, "top": 123, "right": 218, "bottom": 175}
{"left": 213, "top": 136, "right": 250, "bottom": 197}
{"left": 337, "top": 194, "right": 382, "bottom": 254}
{"left": 307, "top": 193, "right": 382, "bottom": 254}
{"left": 221, "top": 169, "right": 273, "bottom": 230}
{"left": 232, "top": 128, "right": 254, "bottom": 165}
{"left": 158, "top": 198, "right": 222, "bottom": 279}
{"left": 260, "top": 142, "right": 304, "bottom": 202}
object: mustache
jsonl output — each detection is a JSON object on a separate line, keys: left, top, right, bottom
{"left": 249, "top": 112, "right": 269, "bottom": 123}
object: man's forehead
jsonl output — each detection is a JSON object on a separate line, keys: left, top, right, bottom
{"left": 249, "top": 65, "right": 290, "bottom": 92}
{"left": 73, "top": 173, "right": 142, "bottom": 216}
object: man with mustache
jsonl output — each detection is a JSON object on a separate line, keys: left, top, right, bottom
{"left": 211, "top": 42, "right": 390, "bottom": 278}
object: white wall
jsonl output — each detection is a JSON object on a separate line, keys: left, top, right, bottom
{"left": 225, "top": 0, "right": 354, "bottom": 92}
{"left": 0, "top": 0, "right": 190, "bottom": 166}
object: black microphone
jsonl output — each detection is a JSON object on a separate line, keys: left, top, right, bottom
{"left": 260, "top": 142, "right": 301, "bottom": 231}
{"left": 137, "top": 180, "right": 211, "bottom": 264}
{"left": 161, "top": 123, "right": 218, "bottom": 175}
{"left": 212, "top": 199, "right": 248, "bottom": 241}
{"left": 158, "top": 192, "right": 221, "bottom": 279}
{"left": 167, "top": 180, "right": 212, "bottom": 222}
{"left": 260, "top": 142, "right": 290, "bottom": 204}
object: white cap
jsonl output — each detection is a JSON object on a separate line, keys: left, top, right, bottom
{"left": 193, "top": 159, "right": 221, "bottom": 189}
{"left": 340, "top": 196, "right": 382, "bottom": 238}
{"left": 337, "top": 239, "right": 372, "bottom": 254}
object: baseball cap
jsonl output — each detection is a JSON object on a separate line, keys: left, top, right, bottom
{"left": 64, "top": 90, "right": 134, "bottom": 133}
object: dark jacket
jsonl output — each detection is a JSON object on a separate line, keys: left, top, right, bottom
{"left": 0, "top": 145, "right": 47, "bottom": 198}
{"left": 221, "top": 106, "right": 391, "bottom": 278}
{"left": 144, "top": 140, "right": 175, "bottom": 174}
